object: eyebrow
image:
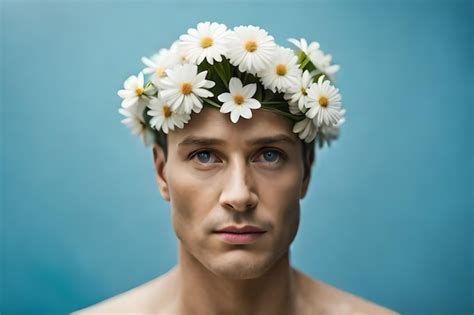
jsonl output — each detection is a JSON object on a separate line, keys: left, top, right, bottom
{"left": 178, "top": 134, "right": 298, "bottom": 147}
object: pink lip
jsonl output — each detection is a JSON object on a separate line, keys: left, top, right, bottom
{"left": 214, "top": 225, "right": 267, "bottom": 245}
{"left": 215, "top": 225, "right": 266, "bottom": 233}
{"left": 215, "top": 232, "right": 266, "bottom": 244}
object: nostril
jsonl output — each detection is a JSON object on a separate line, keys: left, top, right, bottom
{"left": 221, "top": 195, "right": 258, "bottom": 212}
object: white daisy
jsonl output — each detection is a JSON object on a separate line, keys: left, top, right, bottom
{"left": 179, "top": 21, "right": 229, "bottom": 65}
{"left": 159, "top": 63, "right": 215, "bottom": 114}
{"left": 117, "top": 72, "right": 151, "bottom": 108}
{"left": 141, "top": 48, "right": 173, "bottom": 84}
{"left": 287, "top": 38, "right": 320, "bottom": 56}
{"left": 147, "top": 96, "right": 191, "bottom": 134}
{"left": 288, "top": 102, "right": 304, "bottom": 115}
{"left": 226, "top": 25, "right": 276, "bottom": 75}
{"left": 308, "top": 49, "right": 340, "bottom": 80}
{"left": 259, "top": 47, "right": 301, "bottom": 93}
{"left": 293, "top": 118, "right": 318, "bottom": 143}
{"left": 305, "top": 75, "right": 344, "bottom": 127}
{"left": 320, "top": 116, "right": 345, "bottom": 141}
{"left": 284, "top": 70, "right": 313, "bottom": 112}
{"left": 118, "top": 102, "right": 154, "bottom": 145}
{"left": 218, "top": 77, "right": 261, "bottom": 123}
{"left": 168, "top": 40, "right": 190, "bottom": 66}
{"left": 142, "top": 41, "right": 192, "bottom": 88}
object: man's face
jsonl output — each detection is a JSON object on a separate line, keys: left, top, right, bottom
{"left": 154, "top": 107, "right": 310, "bottom": 279}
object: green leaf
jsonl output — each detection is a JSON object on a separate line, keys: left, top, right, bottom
{"left": 299, "top": 56, "right": 311, "bottom": 70}
{"left": 202, "top": 97, "right": 221, "bottom": 109}
{"left": 255, "top": 82, "right": 263, "bottom": 101}
{"left": 214, "top": 62, "right": 229, "bottom": 90}
{"left": 222, "top": 58, "right": 232, "bottom": 79}
{"left": 297, "top": 51, "right": 307, "bottom": 64}
{"left": 261, "top": 101, "right": 287, "bottom": 105}
{"left": 197, "top": 59, "right": 211, "bottom": 73}
{"left": 263, "top": 89, "right": 278, "bottom": 102}
{"left": 259, "top": 106, "right": 299, "bottom": 121}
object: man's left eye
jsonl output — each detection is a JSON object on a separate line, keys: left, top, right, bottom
{"left": 259, "top": 149, "right": 281, "bottom": 163}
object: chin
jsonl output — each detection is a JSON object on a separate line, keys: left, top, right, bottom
{"left": 204, "top": 251, "right": 277, "bottom": 280}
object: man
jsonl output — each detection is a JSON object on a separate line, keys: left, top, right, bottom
{"left": 76, "top": 106, "right": 399, "bottom": 314}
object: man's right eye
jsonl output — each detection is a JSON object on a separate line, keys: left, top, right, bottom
{"left": 191, "top": 150, "right": 220, "bottom": 164}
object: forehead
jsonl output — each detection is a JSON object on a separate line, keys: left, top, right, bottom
{"left": 167, "top": 107, "right": 299, "bottom": 147}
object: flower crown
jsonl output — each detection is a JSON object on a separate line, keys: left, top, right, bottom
{"left": 118, "top": 22, "right": 346, "bottom": 148}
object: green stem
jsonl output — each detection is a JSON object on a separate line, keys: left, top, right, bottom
{"left": 299, "top": 56, "right": 311, "bottom": 70}
{"left": 297, "top": 51, "right": 306, "bottom": 64}
{"left": 222, "top": 58, "right": 232, "bottom": 79}
{"left": 214, "top": 63, "right": 229, "bottom": 89}
{"left": 261, "top": 101, "right": 288, "bottom": 105}
{"left": 260, "top": 106, "right": 302, "bottom": 121}
{"left": 242, "top": 72, "right": 249, "bottom": 85}
{"left": 202, "top": 97, "right": 221, "bottom": 109}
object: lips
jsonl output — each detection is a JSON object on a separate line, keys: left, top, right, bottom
{"left": 214, "top": 225, "right": 267, "bottom": 245}
{"left": 215, "top": 225, "right": 266, "bottom": 234}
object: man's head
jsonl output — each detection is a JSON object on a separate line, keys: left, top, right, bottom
{"left": 152, "top": 106, "right": 315, "bottom": 280}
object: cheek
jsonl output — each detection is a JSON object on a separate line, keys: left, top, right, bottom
{"left": 258, "top": 167, "right": 302, "bottom": 243}
{"left": 166, "top": 166, "right": 219, "bottom": 242}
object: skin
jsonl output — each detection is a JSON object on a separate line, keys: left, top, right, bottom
{"left": 75, "top": 107, "right": 399, "bottom": 315}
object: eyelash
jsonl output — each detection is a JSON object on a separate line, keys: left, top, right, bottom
{"left": 188, "top": 148, "right": 286, "bottom": 165}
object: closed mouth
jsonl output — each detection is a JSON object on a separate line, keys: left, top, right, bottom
{"left": 214, "top": 225, "right": 266, "bottom": 234}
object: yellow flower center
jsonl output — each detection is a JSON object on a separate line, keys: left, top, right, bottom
{"left": 300, "top": 87, "right": 307, "bottom": 96}
{"left": 200, "top": 36, "right": 214, "bottom": 48}
{"left": 156, "top": 67, "right": 166, "bottom": 77}
{"left": 276, "top": 64, "right": 287, "bottom": 76}
{"left": 180, "top": 82, "right": 193, "bottom": 95}
{"left": 319, "top": 96, "right": 329, "bottom": 107}
{"left": 245, "top": 40, "right": 258, "bottom": 52}
{"left": 135, "top": 88, "right": 144, "bottom": 96}
{"left": 163, "top": 105, "right": 172, "bottom": 118}
{"left": 233, "top": 95, "right": 245, "bottom": 105}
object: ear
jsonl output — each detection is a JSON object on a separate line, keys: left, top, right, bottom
{"left": 152, "top": 144, "right": 170, "bottom": 201}
{"left": 299, "top": 151, "right": 312, "bottom": 199}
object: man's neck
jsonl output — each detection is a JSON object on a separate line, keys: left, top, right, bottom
{"left": 175, "top": 242, "right": 297, "bottom": 315}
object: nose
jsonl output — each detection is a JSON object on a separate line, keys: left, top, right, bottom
{"left": 219, "top": 158, "right": 258, "bottom": 212}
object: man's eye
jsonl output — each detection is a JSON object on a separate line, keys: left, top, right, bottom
{"left": 259, "top": 149, "right": 281, "bottom": 163}
{"left": 192, "top": 150, "right": 219, "bottom": 164}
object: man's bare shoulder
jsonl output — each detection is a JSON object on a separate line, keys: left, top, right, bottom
{"left": 293, "top": 268, "right": 400, "bottom": 315}
{"left": 72, "top": 266, "right": 179, "bottom": 314}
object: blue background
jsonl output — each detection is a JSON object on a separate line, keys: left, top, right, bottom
{"left": 1, "top": 0, "right": 472, "bottom": 314}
